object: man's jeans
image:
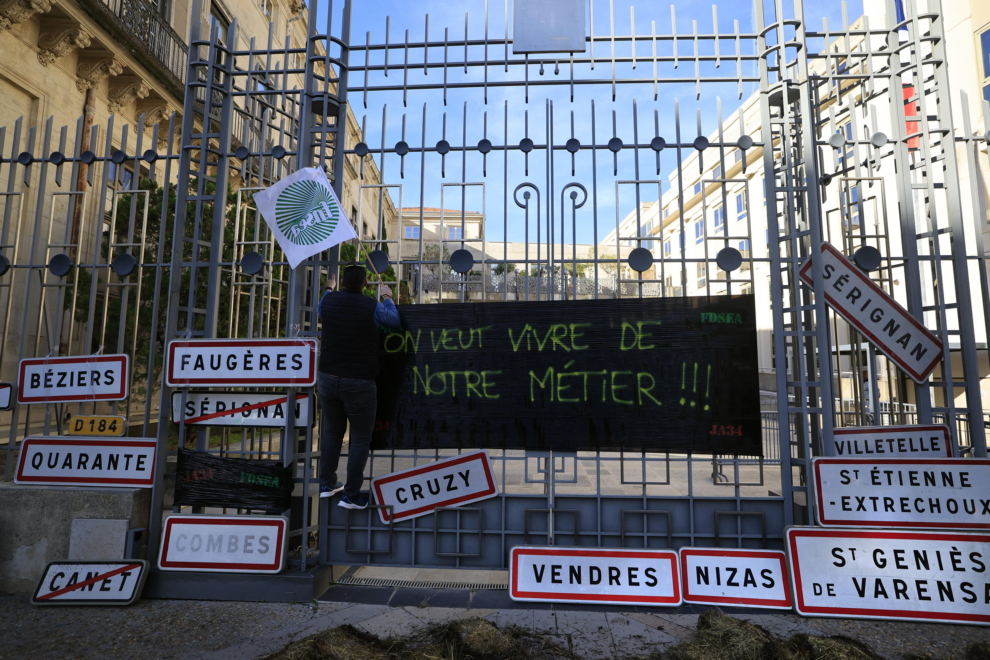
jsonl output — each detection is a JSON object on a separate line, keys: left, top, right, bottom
{"left": 318, "top": 372, "right": 376, "bottom": 498}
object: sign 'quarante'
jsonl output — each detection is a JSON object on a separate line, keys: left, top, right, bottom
{"left": 374, "top": 295, "right": 762, "bottom": 454}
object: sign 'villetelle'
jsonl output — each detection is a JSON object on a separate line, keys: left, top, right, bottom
{"left": 166, "top": 339, "right": 317, "bottom": 388}
{"left": 18, "top": 355, "right": 129, "bottom": 404}
{"left": 813, "top": 458, "right": 990, "bottom": 530}
{"left": 510, "top": 546, "right": 681, "bottom": 606}
{"left": 787, "top": 527, "right": 990, "bottom": 625}
{"left": 799, "top": 243, "right": 942, "bottom": 382}
{"left": 833, "top": 425, "right": 952, "bottom": 457}
{"left": 370, "top": 451, "right": 498, "bottom": 524}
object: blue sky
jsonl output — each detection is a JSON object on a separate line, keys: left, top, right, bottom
{"left": 314, "top": 0, "right": 863, "bottom": 246}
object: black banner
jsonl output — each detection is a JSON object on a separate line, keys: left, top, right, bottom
{"left": 174, "top": 449, "right": 292, "bottom": 511}
{"left": 373, "top": 295, "right": 762, "bottom": 454}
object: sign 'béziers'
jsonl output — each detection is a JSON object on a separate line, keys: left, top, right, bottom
{"left": 18, "top": 355, "right": 128, "bottom": 404}
{"left": 799, "top": 243, "right": 942, "bottom": 382}
{"left": 166, "top": 339, "right": 317, "bottom": 387}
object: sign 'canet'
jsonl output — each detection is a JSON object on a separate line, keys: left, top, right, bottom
{"left": 252, "top": 167, "right": 358, "bottom": 269}
{"left": 798, "top": 243, "right": 942, "bottom": 382}
{"left": 32, "top": 560, "right": 149, "bottom": 606}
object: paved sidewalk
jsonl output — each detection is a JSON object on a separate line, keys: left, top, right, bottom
{"left": 4, "top": 588, "right": 990, "bottom": 660}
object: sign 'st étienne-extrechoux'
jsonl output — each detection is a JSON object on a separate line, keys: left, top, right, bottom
{"left": 374, "top": 295, "right": 762, "bottom": 454}
{"left": 166, "top": 339, "right": 317, "bottom": 387}
{"left": 799, "top": 243, "right": 942, "bottom": 382}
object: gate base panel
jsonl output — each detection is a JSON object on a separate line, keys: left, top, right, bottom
{"left": 144, "top": 565, "right": 333, "bottom": 602}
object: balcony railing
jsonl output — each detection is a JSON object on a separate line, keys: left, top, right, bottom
{"left": 92, "top": 0, "right": 187, "bottom": 85}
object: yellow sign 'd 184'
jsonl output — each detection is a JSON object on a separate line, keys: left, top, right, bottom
{"left": 67, "top": 415, "right": 126, "bottom": 436}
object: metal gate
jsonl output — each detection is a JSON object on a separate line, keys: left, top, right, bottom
{"left": 1, "top": 0, "right": 989, "bottom": 577}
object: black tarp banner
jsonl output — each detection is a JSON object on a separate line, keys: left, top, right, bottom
{"left": 372, "top": 295, "right": 762, "bottom": 454}
{"left": 174, "top": 448, "right": 292, "bottom": 511}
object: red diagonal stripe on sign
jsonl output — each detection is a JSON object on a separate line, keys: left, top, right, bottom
{"left": 180, "top": 394, "right": 306, "bottom": 424}
{"left": 37, "top": 563, "right": 142, "bottom": 600}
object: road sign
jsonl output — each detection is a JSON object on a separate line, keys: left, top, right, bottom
{"left": 18, "top": 355, "right": 129, "bottom": 403}
{"left": 15, "top": 437, "right": 156, "bottom": 487}
{"left": 834, "top": 425, "right": 952, "bottom": 457}
{"left": 158, "top": 515, "right": 287, "bottom": 573}
{"left": 787, "top": 527, "right": 990, "bottom": 625}
{"left": 0, "top": 382, "right": 11, "bottom": 409}
{"left": 509, "top": 546, "right": 681, "bottom": 606}
{"left": 171, "top": 391, "right": 312, "bottom": 427}
{"left": 32, "top": 560, "right": 149, "bottom": 606}
{"left": 67, "top": 415, "right": 127, "bottom": 436}
{"left": 371, "top": 451, "right": 498, "bottom": 524}
{"left": 166, "top": 339, "right": 317, "bottom": 387}
{"left": 680, "top": 548, "right": 792, "bottom": 610}
{"left": 799, "top": 242, "right": 942, "bottom": 382}
{"left": 813, "top": 458, "right": 990, "bottom": 530}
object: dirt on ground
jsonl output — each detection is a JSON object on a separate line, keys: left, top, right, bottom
{"left": 263, "top": 609, "right": 990, "bottom": 660}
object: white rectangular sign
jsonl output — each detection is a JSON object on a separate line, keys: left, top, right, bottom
{"left": 18, "top": 355, "right": 129, "bottom": 404}
{"left": 166, "top": 339, "right": 317, "bottom": 387}
{"left": 15, "top": 437, "right": 156, "bottom": 487}
{"left": 510, "top": 546, "right": 681, "bottom": 606}
{"left": 172, "top": 391, "right": 311, "bottom": 427}
{"left": 813, "top": 458, "right": 990, "bottom": 530}
{"left": 680, "top": 548, "right": 792, "bottom": 610}
{"left": 787, "top": 527, "right": 990, "bottom": 625}
{"left": 799, "top": 242, "right": 942, "bottom": 382}
{"left": 834, "top": 425, "right": 952, "bottom": 457}
{"left": 371, "top": 451, "right": 498, "bottom": 524}
{"left": 0, "top": 382, "right": 12, "bottom": 409}
{"left": 158, "top": 515, "right": 286, "bottom": 573}
{"left": 32, "top": 560, "right": 148, "bottom": 606}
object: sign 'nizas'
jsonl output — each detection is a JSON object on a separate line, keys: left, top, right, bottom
{"left": 166, "top": 339, "right": 317, "bottom": 387}
{"left": 680, "top": 548, "right": 792, "bottom": 610}
{"left": 799, "top": 243, "right": 942, "bottom": 382}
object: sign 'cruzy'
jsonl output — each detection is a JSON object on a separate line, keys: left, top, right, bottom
{"left": 834, "top": 425, "right": 952, "bottom": 457}
{"left": 32, "top": 560, "right": 149, "bottom": 606}
{"left": 159, "top": 515, "right": 286, "bottom": 573}
{"left": 787, "top": 527, "right": 990, "bottom": 625}
{"left": 799, "top": 243, "right": 942, "bottom": 382}
{"left": 171, "top": 391, "right": 311, "bottom": 428}
{"left": 166, "top": 339, "right": 317, "bottom": 387}
{"left": 510, "top": 546, "right": 681, "bottom": 605}
{"left": 813, "top": 458, "right": 990, "bottom": 530}
{"left": 680, "top": 548, "right": 792, "bottom": 610}
{"left": 18, "top": 355, "right": 128, "bottom": 404}
{"left": 15, "top": 437, "right": 156, "bottom": 487}
{"left": 371, "top": 451, "right": 498, "bottom": 524}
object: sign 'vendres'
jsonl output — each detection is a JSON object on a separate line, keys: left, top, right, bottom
{"left": 374, "top": 296, "right": 762, "bottom": 454}
{"left": 799, "top": 243, "right": 942, "bottom": 382}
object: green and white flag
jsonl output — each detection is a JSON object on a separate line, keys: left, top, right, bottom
{"left": 254, "top": 167, "right": 357, "bottom": 269}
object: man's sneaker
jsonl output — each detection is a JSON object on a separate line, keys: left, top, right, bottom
{"left": 320, "top": 481, "right": 344, "bottom": 499}
{"left": 338, "top": 493, "right": 369, "bottom": 510}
